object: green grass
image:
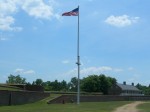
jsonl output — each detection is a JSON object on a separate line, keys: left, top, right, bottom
{"left": 138, "top": 102, "right": 150, "bottom": 112}
{"left": 0, "top": 84, "right": 22, "bottom": 91}
{"left": 0, "top": 87, "right": 20, "bottom": 91}
{"left": 0, "top": 94, "right": 132, "bottom": 112}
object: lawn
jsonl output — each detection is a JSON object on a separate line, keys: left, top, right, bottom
{"left": 0, "top": 87, "right": 20, "bottom": 91}
{"left": 0, "top": 94, "right": 132, "bottom": 112}
{"left": 1, "top": 93, "right": 149, "bottom": 112}
{"left": 0, "top": 85, "right": 21, "bottom": 91}
{"left": 0, "top": 102, "right": 131, "bottom": 112}
{"left": 138, "top": 102, "right": 150, "bottom": 112}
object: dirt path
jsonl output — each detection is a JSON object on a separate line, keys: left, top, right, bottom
{"left": 113, "top": 101, "right": 144, "bottom": 112}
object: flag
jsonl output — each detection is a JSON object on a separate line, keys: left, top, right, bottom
{"left": 62, "top": 7, "right": 79, "bottom": 16}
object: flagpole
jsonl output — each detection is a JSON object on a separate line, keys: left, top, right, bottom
{"left": 76, "top": 5, "right": 80, "bottom": 105}
{"left": 62, "top": 6, "right": 80, "bottom": 104}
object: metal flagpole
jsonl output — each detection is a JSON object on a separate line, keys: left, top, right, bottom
{"left": 62, "top": 5, "right": 80, "bottom": 104}
{"left": 76, "top": 5, "right": 80, "bottom": 105}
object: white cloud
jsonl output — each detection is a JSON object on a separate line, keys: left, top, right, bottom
{"left": 105, "top": 15, "right": 140, "bottom": 27}
{"left": 0, "top": 0, "right": 22, "bottom": 31}
{"left": 62, "top": 60, "right": 70, "bottom": 64}
{"left": 128, "top": 67, "right": 135, "bottom": 71}
{"left": 127, "top": 74, "right": 141, "bottom": 84}
{"left": 48, "top": 0, "right": 59, "bottom": 7}
{"left": 54, "top": 13, "right": 61, "bottom": 21}
{"left": 0, "top": 0, "right": 19, "bottom": 16}
{"left": 114, "top": 68, "right": 123, "bottom": 72}
{"left": 0, "top": 15, "right": 22, "bottom": 31}
{"left": 15, "top": 68, "right": 24, "bottom": 74}
{"left": 0, "top": 33, "right": 13, "bottom": 41}
{"left": 24, "top": 70, "right": 35, "bottom": 74}
{"left": 64, "top": 66, "right": 123, "bottom": 78}
{"left": 0, "top": 37, "right": 8, "bottom": 41}
{"left": 65, "top": 68, "right": 77, "bottom": 76}
{"left": 0, "top": 0, "right": 58, "bottom": 31}
{"left": 0, "top": 33, "right": 8, "bottom": 41}
{"left": 22, "top": 0, "right": 54, "bottom": 20}
{"left": 81, "top": 66, "right": 113, "bottom": 75}
{"left": 14, "top": 68, "right": 35, "bottom": 75}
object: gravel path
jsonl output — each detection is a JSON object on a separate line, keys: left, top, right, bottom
{"left": 113, "top": 101, "right": 144, "bottom": 112}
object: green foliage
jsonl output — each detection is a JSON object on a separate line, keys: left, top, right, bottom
{"left": 33, "top": 79, "right": 43, "bottom": 86}
{"left": 42, "top": 81, "right": 52, "bottom": 91}
{"left": 30, "top": 74, "right": 116, "bottom": 94}
{"left": 136, "top": 83, "right": 150, "bottom": 95}
{"left": 60, "top": 80, "right": 68, "bottom": 91}
{"left": 6, "top": 74, "right": 26, "bottom": 84}
{"left": 32, "top": 79, "right": 68, "bottom": 91}
{"left": 81, "top": 74, "right": 116, "bottom": 94}
{"left": 81, "top": 75, "right": 100, "bottom": 92}
{"left": 51, "top": 80, "right": 61, "bottom": 91}
{"left": 5, "top": 74, "right": 116, "bottom": 94}
{"left": 68, "top": 77, "right": 78, "bottom": 92}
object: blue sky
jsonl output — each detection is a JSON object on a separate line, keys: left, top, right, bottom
{"left": 0, "top": 0, "right": 150, "bottom": 85}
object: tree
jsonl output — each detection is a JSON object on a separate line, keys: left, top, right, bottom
{"left": 60, "top": 80, "right": 68, "bottom": 91}
{"left": 68, "top": 77, "right": 78, "bottom": 92}
{"left": 6, "top": 74, "right": 26, "bottom": 84}
{"left": 99, "top": 75, "right": 110, "bottom": 94}
{"left": 34, "top": 79, "right": 43, "bottom": 86}
{"left": 107, "top": 76, "right": 117, "bottom": 86}
{"left": 81, "top": 75, "right": 100, "bottom": 92}
{"left": 81, "top": 74, "right": 117, "bottom": 94}
{"left": 136, "top": 83, "right": 150, "bottom": 95}
{"left": 42, "top": 81, "right": 52, "bottom": 91}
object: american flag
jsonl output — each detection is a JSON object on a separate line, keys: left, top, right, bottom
{"left": 62, "top": 7, "right": 79, "bottom": 16}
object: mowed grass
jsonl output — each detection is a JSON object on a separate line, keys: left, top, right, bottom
{"left": 0, "top": 84, "right": 22, "bottom": 91}
{"left": 0, "top": 94, "right": 132, "bottom": 112}
{"left": 138, "top": 102, "right": 150, "bottom": 112}
{"left": 0, "top": 101, "right": 131, "bottom": 112}
{"left": 0, "top": 87, "right": 20, "bottom": 91}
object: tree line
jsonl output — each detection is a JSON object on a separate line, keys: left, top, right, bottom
{"left": 6, "top": 74, "right": 150, "bottom": 95}
{"left": 6, "top": 74, "right": 116, "bottom": 95}
{"left": 136, "top": 83, "right": 150, "bottom": 95}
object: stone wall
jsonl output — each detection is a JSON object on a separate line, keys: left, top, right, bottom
{"left": 0, "top": 90, "right": 50, "bottom": 106}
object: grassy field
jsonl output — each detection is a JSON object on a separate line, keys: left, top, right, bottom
{"left": 0, "top": 93, "right": 149, "bottom": 112}
{"left": 0, "top": 101, "right": 131, "bottom": 112}
{"left": 0, "top": 85, "right": 21, "bottom": 91}
{"left": 138, "top": 102, "right": 150, "bottom": 112}
{"left": 0, "top": 87, "right": 20, "bottom": 91}
{"left": 0, "top": 94, "right": 132, "bottom": 112}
